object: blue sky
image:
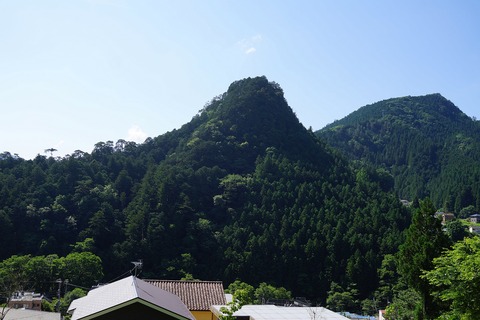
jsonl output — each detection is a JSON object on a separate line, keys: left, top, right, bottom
{"left": 1, "top": 0, "right": 479, "bottom": 159}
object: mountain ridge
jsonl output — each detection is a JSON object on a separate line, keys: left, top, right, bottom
{"left": 141, "top": 76, "right": 333, "bottom": 173}
{"left": 317, "top": 93, "right": 480, "bottom": 211}
{"left": 0, "top": 76, "right": 412, "bottom": 307}
{"left": 323, "top": 93, "right": 468, "bottom": 131}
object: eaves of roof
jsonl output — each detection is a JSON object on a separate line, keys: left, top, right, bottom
{"left": 77, "top": 297, "right": 190, "bottom": 320}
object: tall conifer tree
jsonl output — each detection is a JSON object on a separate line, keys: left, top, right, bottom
{"left": 398, "top": 198, "right": 450, "bottom": 319}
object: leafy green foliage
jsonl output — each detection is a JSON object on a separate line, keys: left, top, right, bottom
{"left": 326, "top": 282, "right": 359, "bottom": 313}
{"left": 424, "top": 236, "right": 480, "bottom": 319}
{"left": 458, "top": 205, "right": 476, "bottom": 219}
{"left": 219, "top": 299, "right": 241, "bottom": 320}
{"left": 385, "top": 288, "right": 422, "bottom": 320}
{"left": 445, "top": 220, "right": 469, "bottom": 243}
{"left": 254, "top": 282, "right": 292, "bottom": 304}
{"left": 0, "top": 252, "right": 102, "bottom": 317}
{"left": 57, "top": 252, "right": 104, "bottom": 288}
{"left": 0, "top": 255, "right": 30, "bottom": 303}
{"left": 225, "top": 280, "right": 255, "bottom": 305}
{"left": 225, "top": 280, "right": 291, "bottom": 306}
{"left": 59, "top": 288, "right": 86, "bottom": 316}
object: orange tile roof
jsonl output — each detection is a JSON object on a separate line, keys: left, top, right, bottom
{"left": 145, "top": 280, "right": 227, "bottom": 311}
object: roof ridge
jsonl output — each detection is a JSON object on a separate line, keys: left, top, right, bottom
{"left": 133, "top": 276, "right": 159, "bottom": 301}
{"left": 131, "top": 275, "right": 140, "bottom": 297}
{"left": 144, "top": 279, "right": 223, "bottom": 283}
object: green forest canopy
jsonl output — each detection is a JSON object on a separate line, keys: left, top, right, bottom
{"left": 2, "top": 77, "right": 478, "bottom": 316}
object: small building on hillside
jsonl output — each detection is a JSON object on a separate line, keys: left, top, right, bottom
{"left": 67, "top": 276, "right": 194, "bottom": 320}
{"left": 146, "top": 280, "right": 227, "bottom": 320}
{"left": 434, "top": 212, "right": 455, "bottom": 225}
{"left": 8, "top": 292, "right": 43, "bottom": 311}
{"left": 442, "top": 212, "right": 455, "bottom": 225}
{"left": 468, "top": 213, "right": 480, "bottom": 223}
{"left": 211, "top": 304, "right": 350, "bottom": 320}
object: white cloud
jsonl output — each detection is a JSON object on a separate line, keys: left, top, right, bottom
{"left": 127, "top": 125, "right": 148, "bottom": 143}
{"left": 237, "top": 34, "right": 263, "bottom": 54}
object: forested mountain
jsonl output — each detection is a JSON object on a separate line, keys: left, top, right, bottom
{"left": 318, "top": 94, "right": 480, "bottom": 213}
{"left": 0, "top": 76, "right": 410, "bottom": 305}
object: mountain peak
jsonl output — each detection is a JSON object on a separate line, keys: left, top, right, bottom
{"left": 318, "top": 93, "right": 480, "bottom": 205}
{"left": 197, "top": 76, "right": 301, "bottom": 142}
{"left": 164, "top": 76, "right": 332, "bottom": 172}
{"left": 217, "top": 76, "right": 289, "bottom": 121}
{"left": 322, "top": 93, "right": 467, "bottom": 131}
{"left": 227, "top": 75, "right": 279, "bottom": 94}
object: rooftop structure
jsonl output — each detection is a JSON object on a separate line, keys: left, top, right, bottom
{"left": 67, "top": 276, "right": 194, "bottom": 320}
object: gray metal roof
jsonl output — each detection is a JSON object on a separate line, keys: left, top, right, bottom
{"left": 3, "top": 308, "right": 60, "bottom": 320}
{"left": 68, "top": 276, "right": 194, "bottom": 320}
{"left": 211, "top": 304, "right": 351, "bottom": 320}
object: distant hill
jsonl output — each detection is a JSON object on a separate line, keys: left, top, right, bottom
{"left": 317, "top": 93, "right": 480, "bottom": 212}
{"left": 0, "top": 77, "right": 409, "bottom": 306}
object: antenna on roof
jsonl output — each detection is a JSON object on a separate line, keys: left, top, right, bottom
{"left": 131, "top": 260, "right": 143, "bottom": 277}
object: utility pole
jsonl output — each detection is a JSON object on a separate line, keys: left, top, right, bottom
{"left": 56, "top": 279, "right": 62, "bottom": 320}
{"left": 64, "top": 279, "right": 69, "bottom": 295}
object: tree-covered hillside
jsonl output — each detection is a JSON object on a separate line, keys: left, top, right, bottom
{"left": 318, "top": 94, "right": 480, "bottom": 212}
{"left": 0, "top": 76, "right": 410, "bottom": 305}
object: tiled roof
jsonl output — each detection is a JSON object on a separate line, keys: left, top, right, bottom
{"left": 145, "top": 280, "right": 227, "bottom": 311}
{"left": 67, "top": 276, "right": 194, "bottom": 320}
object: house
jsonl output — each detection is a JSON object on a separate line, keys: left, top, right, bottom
{"left": 210, "top": 304, "right": 351, "bottom": 320}
{"left": 67, "top": 276, "right": 194, "bottom": 320}
{"left": 8, "top": 292, "right": 43, "bottom": 311}
{"left": 146, "top": 280, "right": 227, "bottom": 320}
{"left": 434, "top": 212, "right": 455, "bottom": 225}
{"left": 468, "top": 214, "right": 480, "bottom": 223}
{"left": 441, "top": 213, "right": 455, "bottom": 225}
